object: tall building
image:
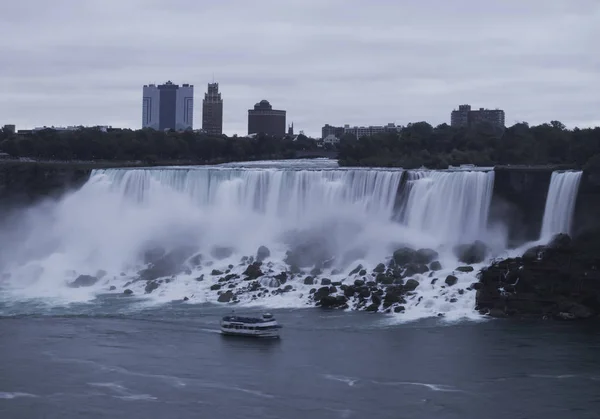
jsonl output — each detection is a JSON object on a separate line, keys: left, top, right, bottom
{"left": 451, "top": 104, "right": 505, "bottom": 128}
{"left": 248, "top": 100, "right": 286, "bottom": 137}
{"left": 202, "top": 82, "right": 223, "bottom": 135}
{"left": 142, "top": 81, "right": 194, "bottom": 131}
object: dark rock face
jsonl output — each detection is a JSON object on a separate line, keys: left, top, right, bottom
{"left": 476, "top": 233, "right": 600, "bottom": 320}
{"left": 453, "top": 241, "right": 488, "bottom": 264}
{"left": 68, "top": 275, "right": 98, "bottom": 288}
{"left": 317, "top": 295, "right": 348, "bottom": 309}
{"left": 256, "top": 246, "right": 271, "bottom": 262}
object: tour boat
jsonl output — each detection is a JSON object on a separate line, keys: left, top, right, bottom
{"left": 220, "top": 312, "right": 282, "bottom": 338}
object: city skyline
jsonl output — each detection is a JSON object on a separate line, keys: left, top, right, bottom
{"left": 1, "top": 0, "right": 599, "bottom": 137}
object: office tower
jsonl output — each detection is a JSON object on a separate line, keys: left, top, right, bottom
{"left": 202, "top": 82, "right": 223, "bottom": 135}
{"left": 142, "top": 81, "right": 194, "bottom": 131}
{"left": 247, "top": 100, "right": 286, "bottom": 137}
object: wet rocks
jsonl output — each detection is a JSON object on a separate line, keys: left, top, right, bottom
{"left": 453, "top": 240, "right": 488, "bottom": 264}
{"left": 404, "top": 279, "right": 420, "bottom": 291}
{"left": 415, "top": 248, "right": 439, "bottom": 265}
{"left": 373, "top": 263, "right": 386, "bottom": 273}
{"left": 304, "top": 276, "right": 315, "bottom": 285}
{"left": 349, "top": 264, "right": 363, "bottom": 275}
{"left": 320, "top": 278, "right": 332, "bottom": 286}
{"left": 145, "top": 281, "right": 160, "bottom": 294}
{"left": 403, "top": 263, "right": 429, "bottom": 277}
{"left": 445, "top": 275, "right": 458, "bottom": 286}
{"left": 68, "top": 275, "right": 98, "bottom": 288}
{"left": 256, "top": 246, "right": 271, "bottom": 262}
{"left": 393, "top": 247, "right": 417, "bottom": 266}
{"left": 243, "top": 262, "right": 264, "bottom": 280}
{"left": 123, "top": 289, "right": 133, "bottom": 295}
{"left": 455, "top": 266, "right": 474, "bottom": 273}
{"left": 217, "top": 290, "right": 234, "bottom": 303}
{"left": 429, "top": 261, "right": 443, "bottom": 271}
{"left": 317, "top": 295, "right": 348, "bottom": 309}
{"left": 476, "top": 233, "right": 600, "bottom": 320}
{"left": 210, "top": 284, "right": 222, "bottom": 291}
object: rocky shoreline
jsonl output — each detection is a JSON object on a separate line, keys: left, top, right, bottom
{"left": 476, "top": 232, "right": 600, "bottom": 320}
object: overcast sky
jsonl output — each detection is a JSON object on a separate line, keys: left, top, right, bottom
{"left": 0, "top": 0, "right": 598, "bottom": 136}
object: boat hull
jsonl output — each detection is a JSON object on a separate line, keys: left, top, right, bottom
{"left": 220, "top": 328, "right": 280, "bottom": 338}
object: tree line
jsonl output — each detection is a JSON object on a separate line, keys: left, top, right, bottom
{"left": 1, "top": 121, "right": 600, "bottom": 171}
{"left": 337, "top": 121, "right": 600, "bottom": 171}
{"left": 0, "top": 128, "right": 320, "bottom": 164}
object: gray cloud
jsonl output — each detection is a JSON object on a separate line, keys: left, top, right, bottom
{"left": 0, "top": 0, "right": 598, "bottom": 136}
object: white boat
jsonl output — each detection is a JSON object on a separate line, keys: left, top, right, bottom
{"left": 220, "top": 312, "right": 282, "bottom": 338}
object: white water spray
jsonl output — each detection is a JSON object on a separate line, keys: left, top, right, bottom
{"left": 540, "top": 171, "right": 582, "bottom": 240}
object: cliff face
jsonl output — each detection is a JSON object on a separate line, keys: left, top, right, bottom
{"left": 491, "top": 166, "right": 600, "bottom": 244}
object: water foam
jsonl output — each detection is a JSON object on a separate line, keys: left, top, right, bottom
{"left": 0, "top": 160, "right": 505, "bottom": 321}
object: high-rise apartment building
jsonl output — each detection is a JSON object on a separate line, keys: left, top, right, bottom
{"left": 248, "top": 100, "right": 286, "bottom": 137}
{"left": 202, "top": 82, "right": 223, "bottom": 135}
{"left": 142, "top": 81, "right": 194, "bottom": 131}
{"left": 451, "top": 104, "right": 505, "bottom": 128}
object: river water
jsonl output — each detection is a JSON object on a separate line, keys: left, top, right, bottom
{"left": 1, "top": 300, "right": 599, "bottom": 419}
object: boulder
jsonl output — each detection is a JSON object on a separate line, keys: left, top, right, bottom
{"left": 415, "top": 248, "right": 439, "bottom": 265}
{"left": 243, "top": 262, "right": 263, "bottom": 280}
{"left": 274, "top": 272, "right": 288, "bottom": 284}
{"left": 145, "top": 281, "right": 160, "bottom": 294}
{"left": 393, "top": 306, "right": 405, "bottom": 313}
{"left": 211, "top": 269, "right": 223, "bottom": 276}
{"left": 547, "top": 233, "right": 572, "bottom": 250}
{"left": 373, "top": 263, "right": 386, "bottom": 273}
{"left": 123, "top": 289, "right": 133, "bottom": 295}
{"left": 404, "top": 279, "right": 420, "bottom": 291}
{"left": 445, "top": 275, "right": 458, "bottom": 286}
{"left": 256, "top": 246, "right": 271, "bottom": 262}
{"left": 217, "top": 291, "right": 234, "bottom": 303}
{"left": 314, "top": 286, "right": 331, "bottom": 301}
{"left": 109, "top": 286, "right": 116, "bottom": 291}
{"left": 210, "top": 284, "right": 222, "bottom": 291}
{"left": 69, "top": 275, "right": 98, "bottom": 288}
{"left": 354, "top": 279, "right": 365, "bottom": 287}
{"left": 318, "top": 295, "right": 348, "bottom": 309}
{"left": 429, "top": 261, "right": 442, "bottom": 271}
{"left": 365, "top": 303, "right": 379, "bottom": 312}
{"left": 304, "top": 276, "right": 315, "bottom": 285}
{"left": 393, "top": 247, "right": 416, "bottom": 266}
{"left": 453, "top": 240, "right": 488, "bottom": 264}
{"left": 403, "top": 263, "right": 429, "bottom": 277}
{"left": 359, "top": 269, "right": 367, "bottom": 276}
{"left": 349, "top": 264, "right": 363, "bottom": 275}
{"left": 455, "top": 266, "right": 474, "bottom": 273}
{"left": 320, "top": 278, "right": 332, "bottom": 286}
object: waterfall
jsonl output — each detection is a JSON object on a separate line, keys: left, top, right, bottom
{"left": 0, "top": 160, "right": 502, "bottom": 320}
{"left": 401, "top": 170, "right": 495, "bottom": 244}
{"left": 540, "top": 171, "right": 583, "bottom": 239}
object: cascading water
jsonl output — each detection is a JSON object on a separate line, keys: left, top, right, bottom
{"left": 540, "top": 171, "right": 583, "bottom": 240}
{"left": 401, "top": 170, "right": 495, "bottom": 244}
{"left": 0, "top": 160, "right": 504, "bottom": 321}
